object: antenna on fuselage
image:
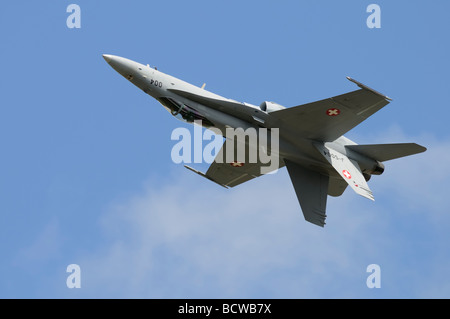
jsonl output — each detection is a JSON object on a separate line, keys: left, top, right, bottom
{"left": 201, "top": 83, "right": 206, "bottom": 89}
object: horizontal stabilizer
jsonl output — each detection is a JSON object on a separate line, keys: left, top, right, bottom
{"left": 315, "top": 143, "right": 374, "bottom": 201}
{"left": 345, "top": 143, "right": 427, "bottom": 162}
{"left": 328, "top": 176, "right": 348, "bottom": 197}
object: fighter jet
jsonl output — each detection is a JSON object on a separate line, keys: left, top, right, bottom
{"left": 103, "top": 54, "right": 426, "bottom": 227}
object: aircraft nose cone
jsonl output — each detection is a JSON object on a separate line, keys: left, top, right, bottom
{"left": 102, "top": 54, "right": 113, "bottom": 63}
{"left": 102, "top": 54, "right": 142, "bottom": 83}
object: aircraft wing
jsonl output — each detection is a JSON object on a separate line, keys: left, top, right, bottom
{"left": 270, "top": 78, "right": 391, "bottom": 142}
{"left": 185, "top": 136, "right": 284, "bottom": 188}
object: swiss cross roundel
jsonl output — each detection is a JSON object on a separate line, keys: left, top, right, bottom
{"left": 326, "top": 108, "right": 340, "bottom": 116}
{"left": 342, "top": 170, "right": 352, "bottom": 179}
{"left": 230, "top": 161, "right": 244, "bottom": 167}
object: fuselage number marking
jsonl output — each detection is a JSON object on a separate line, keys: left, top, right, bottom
{"left": 150, "top": 79, "right": 163, "bottom": 88}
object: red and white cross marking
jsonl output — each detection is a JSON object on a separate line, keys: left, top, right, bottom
{"left": 326, "top": 108, "right": 340, "bottom": 116}
{"left": 230, "top": 161, "right": 244, "bottom": 167}
{"left": 342, "top": 169, "right": 352, "bottom": 179}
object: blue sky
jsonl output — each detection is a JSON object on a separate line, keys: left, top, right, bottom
{"left": 1, "top": 0, "right": 449, "bottom": 298}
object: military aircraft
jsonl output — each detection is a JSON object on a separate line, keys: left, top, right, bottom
{"left": 103, "top": 54, "right": 426, "bottom": 227}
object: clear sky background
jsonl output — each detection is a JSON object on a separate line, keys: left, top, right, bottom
{"left": 1, "top": 1, "right": 449, "bottom": 298}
